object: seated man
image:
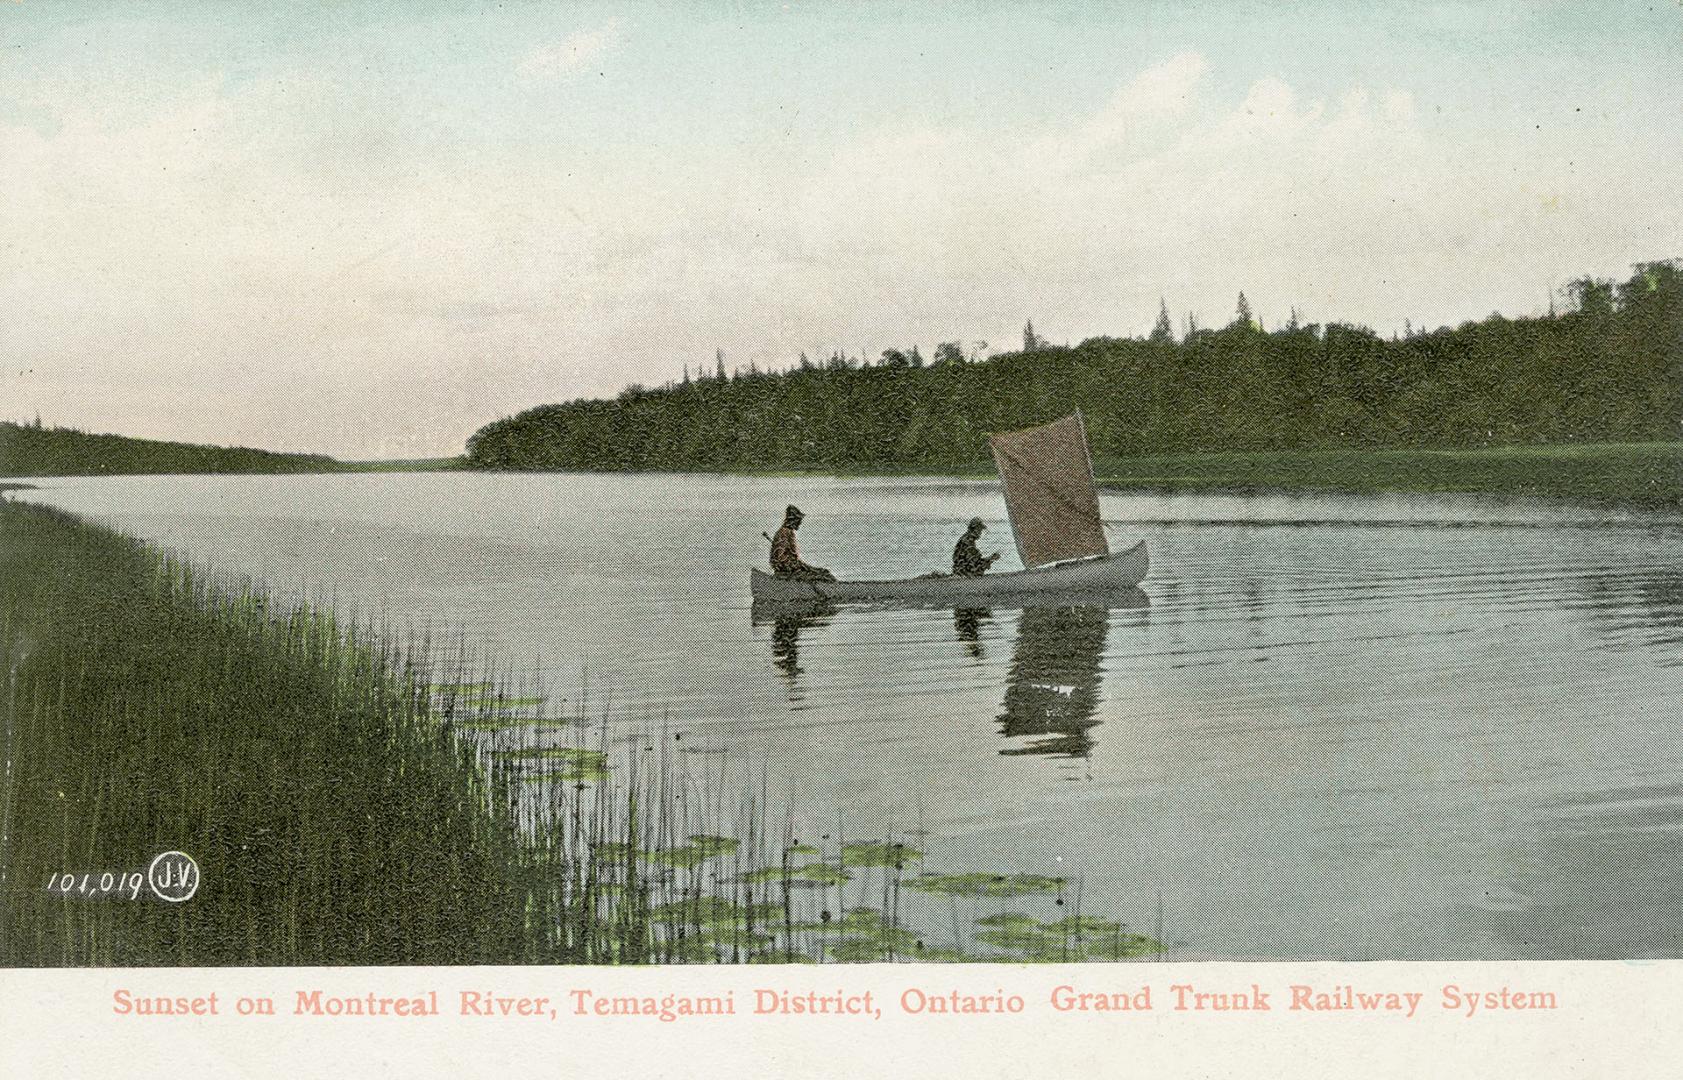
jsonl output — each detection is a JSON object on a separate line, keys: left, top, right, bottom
{"left": 769, "top": 505, "right": 835, "bottom": 581}
{"left": 952, "top": 517, "right": 1001, "bottom": 577}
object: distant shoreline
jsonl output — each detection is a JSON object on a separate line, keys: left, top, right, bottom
{"left": 1096, "top": 443, "right": 1683, "bottom": 512}
{"left": 9, "top": 435, "right": 1678, "bottom": 513}
{"left": 471, "top": 442, "right": 1683, "bottom": 514}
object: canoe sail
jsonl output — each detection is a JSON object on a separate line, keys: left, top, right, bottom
{"left": 987, "top": 412, "right": 1109, "bottom": 569}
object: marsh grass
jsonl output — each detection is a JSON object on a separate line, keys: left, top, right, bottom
{"left": 0, "top": 502, "right": 1158, "bottom": 965}
{"left": 0, "top": 503, "right": 542, "bottom": 964}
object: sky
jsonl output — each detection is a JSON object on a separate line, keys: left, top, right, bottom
{"left": 3, "top": 1, "right": 1680, "bottom": 458}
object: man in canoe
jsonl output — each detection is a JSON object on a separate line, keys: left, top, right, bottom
{"left": 952, "top": 517, "right": 1001, "bottom": 577}
{"left": 769, "top": 505, "right": 836, "bottom": 581}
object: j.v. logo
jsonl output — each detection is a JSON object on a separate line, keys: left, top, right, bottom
{"left": 147, "top": 851, "right": 200, "bottom": 903}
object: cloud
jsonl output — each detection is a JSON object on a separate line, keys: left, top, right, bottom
{"left": 516, "top": 19, "right": 623, "bottom": 81}
{"left": 767, "top": 55, "right": 1677, "bottom": 356}
{"left": 1029, "top": 50, "right": 1208, "bottom": 172}
{"left": 4, "top": 42, "right": 1677, "bottom": 457}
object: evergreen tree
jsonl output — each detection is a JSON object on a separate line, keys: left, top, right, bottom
{"left": 1150, "top": 299, "right": 1174, "bottom": 344}
{"left": 1235, "top": 292, "right": 1254, "bottom": 328}
{"left": 460, "top": 262, "right": 1682, "bottom": 476}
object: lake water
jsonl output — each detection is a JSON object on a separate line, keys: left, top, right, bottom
{"left": 13, "top": 472, "right": 1683, "bottom": 960}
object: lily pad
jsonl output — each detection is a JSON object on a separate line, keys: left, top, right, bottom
{"left": 686, "top": 834, "right": 741, "bottom": 858}
{"left": 1040, "top": 915, "right": 1122, "bottom": 935}
{"left": 905, "top": 871, "right": 1065, "bottom": 898}
{"left": 827, "top": 925, "right": 921, "bottom": 963}
{"left": 975, "top": 911, "right": 1042, "bottom": 930}
{"left": 644, "top": 835, "right": 742, "bottom": 868}
{"left": 841, "top": 840, "right": 922, "bottom": 867}
{"left": 649, "top": 896, "right": 781, "bottom": 927}
{"left": 974, "top": 926, "right": 1059, "bottom": 952}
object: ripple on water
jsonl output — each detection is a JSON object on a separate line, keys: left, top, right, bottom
{"left": 15, "top": 474, "right": 1683, "bottom": 959}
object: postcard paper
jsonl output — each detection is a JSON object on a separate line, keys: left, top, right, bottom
{"left": 2, "top": 2, "right": 1680, "bottom": 1076}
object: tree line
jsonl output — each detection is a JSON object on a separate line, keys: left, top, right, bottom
{"left": 465, "top": 260, "right": 1680, "bottom": 471}
{"left": 0, "top": 420, "right": 339, "bottom": 477}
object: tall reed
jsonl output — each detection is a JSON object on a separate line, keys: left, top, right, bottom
{"left": 0, "top": 503, "right": 1157, "bottom": 965}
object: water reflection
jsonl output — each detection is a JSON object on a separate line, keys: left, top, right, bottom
{"left": 998, "top": 589, "right": 1149, "bottom": 759}
{"left": 749, "top": 599, "right": 836, "bottom": 682}
{"left": 953, "top": 608, "right": 990, "bottom": 659}
{"left": 753, "top": 589, "right": 1149, "bottom": 760}
{"left": 31, "top": 472, "right": 1683, "bottom": 960}
{"left": 1576, "top": 565, "right": 1683, "bottom": 657}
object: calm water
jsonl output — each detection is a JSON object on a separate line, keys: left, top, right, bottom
{"left": 14, "top": 472, "right": 1683, "bottom": 960}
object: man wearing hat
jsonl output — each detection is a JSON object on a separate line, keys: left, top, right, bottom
{"left": 952, "top": 517, "right": 1000, "bottom": 577}
{"left": 769, "top": 505, "right": 835, "bottom": 581}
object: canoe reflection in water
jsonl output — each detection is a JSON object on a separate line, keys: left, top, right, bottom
{"left": 750, "top": 587, "right": 1148, "bottom": 758}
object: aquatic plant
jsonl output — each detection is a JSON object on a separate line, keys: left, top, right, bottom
{"left": 0, "top": 502, "right": 1158, "bottom": 966}
{"left": 0, "top": 503, "right": 538, "bottom": 964}
{"left": 840, "top": 841, "right": 921, "bottom": 868}
{"left": 906, "top": 871, "right": 1066, "bottom": 898}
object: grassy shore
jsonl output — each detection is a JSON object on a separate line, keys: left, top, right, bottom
{"left": 336, "top": 456, "right": 466, "bottom": 472}
{"left": 0, "top": 502, "right": 1151, "bottom": 965}
{"left": 0, "top": 501, "right": 547, "bottom": 965}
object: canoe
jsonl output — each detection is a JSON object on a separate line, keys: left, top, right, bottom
{"left": 749, "top": 540, "right": 1148, "bottom": 603}
{"left": 749, "top": 585, "right": 1148, "bottom": 625}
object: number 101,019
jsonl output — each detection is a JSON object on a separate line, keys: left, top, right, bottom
{"left": 46, "top": 870, "right": 148, "bottom": 900}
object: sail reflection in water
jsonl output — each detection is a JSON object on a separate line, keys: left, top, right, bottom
{"left": 751, "top": 588, "right": 1148, "bottom": 759}
{"left": 998, "top": 589, "right": 1148, "bottom": 759}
